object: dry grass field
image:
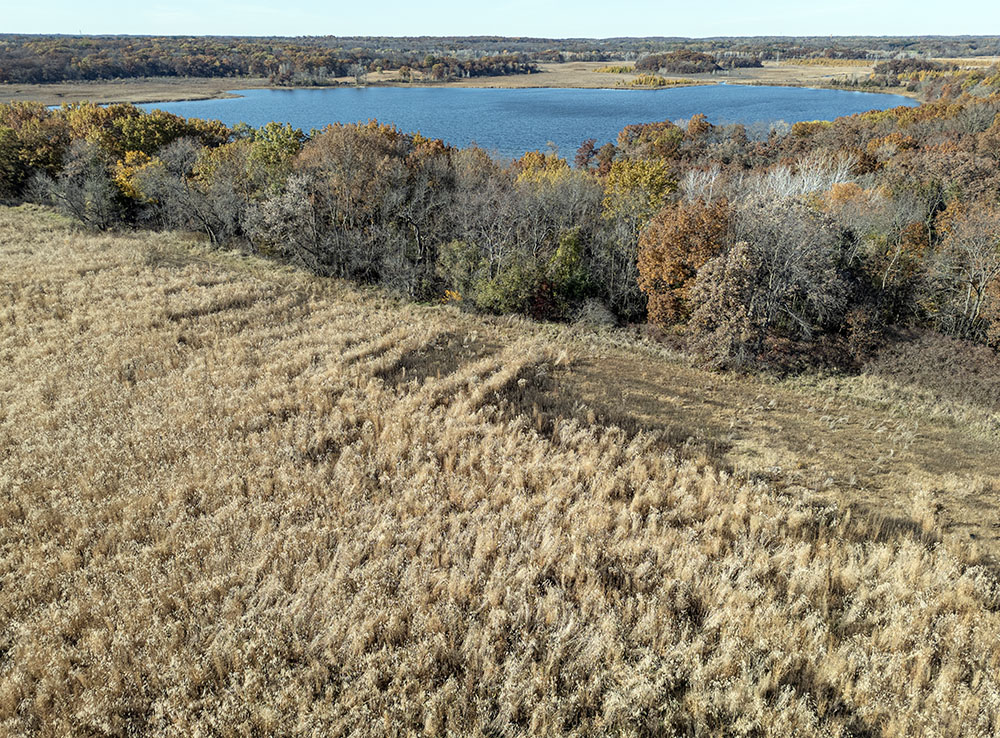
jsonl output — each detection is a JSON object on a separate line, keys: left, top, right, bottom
{"left": 2, "top": 205, "right": 1000, "bottom": 736}
{"left": 0, "top": 77, "right": 269, "bottom": 106}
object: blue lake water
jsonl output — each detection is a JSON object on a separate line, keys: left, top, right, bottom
{"left": 140, "top": 85, "right": 919, "bottom": 160}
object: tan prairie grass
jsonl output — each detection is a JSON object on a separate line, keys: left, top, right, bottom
{"left": 593, "top": 65, "right": 636, "bottom": 74}
{"left": 2, "top": 205, "right": 1000, "bottom": 736}
{"left": 778, "top": 58, "right": 875, "bottom": 67}
{"left": 513, "top": 343, "right": 1000, "bottom": 552}
{"left": 0, "top": 77, "right": 268, "bottom": 106}
{"left": 930, "top": 56, "right": 1000, "bottom": 68}
{"left": 615, "top": 76, "right": 712, "bottom": 89}
{"left": 374, "top": 62, "right": 656, "bottom": 90}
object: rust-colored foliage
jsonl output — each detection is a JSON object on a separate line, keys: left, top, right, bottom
{"left": 791, "top": 120, "right": 834, "bottom": 138}
{"left": 686, "top": 113, "right": 712, "bottom": 138}
{"left": 616, "top": 120, "right": 684, "bottom": 161}
{"left": 637, "top": 198, "right": 730, "bottom": 327}
{"left": 934, "top": 199, "right": 969, "bottom": 238}
{"left": 824, "top": 181, "right": 866, "bottom": 208}
{"left": 866, "top": 132, "right": 919, "bottom": 161}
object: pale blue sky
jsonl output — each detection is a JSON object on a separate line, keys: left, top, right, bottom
{"left": 5, "top": 0, "right": 998, "bottom": 38}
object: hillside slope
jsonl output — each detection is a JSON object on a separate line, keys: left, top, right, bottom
{"left": 1, "top": 205, "right": 999, "bottom": 736}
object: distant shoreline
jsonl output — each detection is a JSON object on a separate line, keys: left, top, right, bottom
{"left": 0, "top": 60, "right": 922, "bottom": 107}
{"left": 0, "top": 77, "right": 265, "bottom": 106}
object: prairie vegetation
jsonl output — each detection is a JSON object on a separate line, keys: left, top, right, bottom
{"left": 781, "top": 58, "right": 874, "bottom": 67}
{"left": 2, "top": 205, "right": 1000, "bottom": 735}
{"left": 593, "top": 64, "right": 635, "bottom": 74}
{"left": 0, "top": 77, "right": 266, "bottom": 106}
{"left": 615, "top": 75, "right": 707, "bottom": 89}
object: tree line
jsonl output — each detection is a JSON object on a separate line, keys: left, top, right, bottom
{"left": 0, "top": 36, "right": 536, "bottom": 85}
{"left": 2, "top": 68, "right": 999, "bottom": 370}
{"left": 2, "top": 35, "right": 999, "bottom": 85}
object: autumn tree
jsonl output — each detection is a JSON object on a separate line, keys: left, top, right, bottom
{"left": 823, "top": 182, "right": 927, "bottom": 323}
{"left": 574, "top": 139, "right": 597, "bottom": 170}
{"left": 637, "top": 199, "right": 730, "bottom": 326}
{"left": 616, "top": 121, "right": 684, "bottom": 162}
{"left": 689, "top": 198, "right": 847, "bottom": 365}
{"left": 686, "top": 113, "right": 712, "bottom": 138}
{"left": 0, "top": 102, "right": 70, "bottom": 196}
{"left": 245, "top": 174, "right": 322, "bottom": 266}
{"left": 596, "top": 157, "right": 676, "bottom": 319}
{"left": 349, "top": 63, "right": 368, "bottom": 85}
{"left": 135, "top": 139, "right": 245, "bottom": 244}
{"left": 439, "top": 148, "right": 600, "bottom": 317}
{"left": 0, "top": 127, "right": 23, "bottom": 200}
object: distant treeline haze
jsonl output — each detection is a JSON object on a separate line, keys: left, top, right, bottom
{"left": 1, "top": 34, "right": 999, "bottom": 85}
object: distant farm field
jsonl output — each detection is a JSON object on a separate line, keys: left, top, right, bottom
{"left": 2, "top": 205, "right": 999, "bottom": 736}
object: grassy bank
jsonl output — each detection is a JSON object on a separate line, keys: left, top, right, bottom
{"left": 1, "top": 205, "right": 998, "bottom": 735}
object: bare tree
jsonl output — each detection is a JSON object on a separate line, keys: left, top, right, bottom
{"left": 245, "top": 174, "right": 323, "bottom": 268}
{"left": 927, "top": 206, "right": 1000, "bottom": 340}
{"left": 35, "top": 140, "right": 120, "bottom": 230}
{"left": 680, "top": 165, "right": 722, "bottom": 203}
{"left": 730, "top": 151, "right": 856, "bottom": 203}
{"left": 690, "top": 197, "right": 847, "bottom": 364}
{"left": 349, "top": 63, "right": 368, "bottom": 86}
{"left": 137, "top": 139, "right": 240, "bottom": 244}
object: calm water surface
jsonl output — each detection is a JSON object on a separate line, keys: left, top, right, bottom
{"left": 141, "top": 85, "right": 918, "bottom": 159}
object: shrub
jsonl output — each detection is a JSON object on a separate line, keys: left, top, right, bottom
{"left": 688, "top": 199, "right": 847, "bottom": 366}
{"left": 634, "top": 51, "right": 720, "bottom": 74}
{"left": 34, "top": 140, "right": 121, "bottom": 230}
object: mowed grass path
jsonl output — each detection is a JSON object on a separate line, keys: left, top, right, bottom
{"left": 2, "top": 205, "right": 999, "bottom": 736}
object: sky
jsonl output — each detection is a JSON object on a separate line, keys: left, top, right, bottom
{"left": 4, "top": 0, "right": 998, "bottom": 38}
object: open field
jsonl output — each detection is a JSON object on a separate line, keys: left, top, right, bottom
{"left": 0, "top": 60, "right": 917, "bottom": 106}
{"left": 605, "top": 59, "right": 917, "bottom": 98}
{"left": 2, "top": 205, "right": 1000, "bottom": 735}
{"left": 932, "top": 56, "right": 1000, "bottom": 67}
{"left": 725, "top": 60, "right": 875, "bottom": 87}
{"left": 0, "top": 77, "right": 271, "bottom": 105}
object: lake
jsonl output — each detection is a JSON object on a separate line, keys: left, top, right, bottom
{"left": 140, "top": 85, "right": 919, "bottom": 160}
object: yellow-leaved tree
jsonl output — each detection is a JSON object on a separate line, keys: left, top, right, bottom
{"left": 597, "top": 158, "right": 676, "bottom": 319}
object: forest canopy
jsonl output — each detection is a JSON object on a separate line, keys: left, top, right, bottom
{"left": 2, "top": 61, "right": 1000, "bottom": 371}
{"left": 1, "top": 34, "right": 999, "bottom": 84}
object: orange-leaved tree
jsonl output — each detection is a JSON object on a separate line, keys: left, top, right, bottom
{"left": 637, "top": 198, "right": 730, "bottom": 327}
